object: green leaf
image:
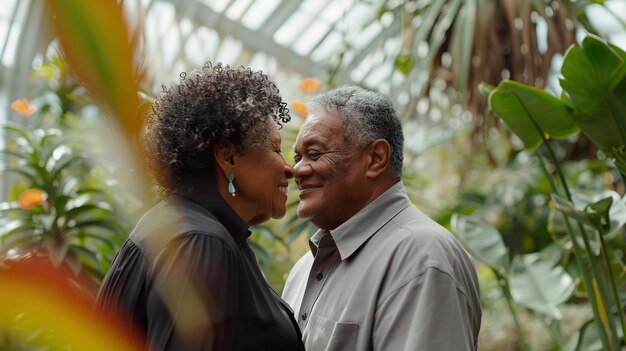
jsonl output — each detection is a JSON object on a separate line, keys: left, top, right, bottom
{"left": 0, "top": 220, "right": 39, "bottom": 247}
{"left": 71, "top": 219, "right": 125, "bottom": 236}
{"left": 450, "top": 214, "right": 509, "bottom": 270}
{"left": 44, "top": 240, "right": 70, "bottom": 268}
{"left": 68, "top": 244, "right": 102, "bottom": 271}
{"left": 249, "top": 240, "right": 271, "bottom": 270}
{"left": 554, "top": 191, "right": 626, "bottom": 238}
{"left": 286, "top": 219, "right": 317, "bottom": 244}
{"left": 50, "top": 154, "right": 84, "bottom": 180}
{"left": 394, "top": 53, "right": 413, "bottom": 75}
{"left": 478, "top": 82, "right": 495, "bottom": 96}
{"left": 2, "top": 123, "right": 36, "bottom": 148}
{"left": 552, "top": 194, "right": 596, "bottom": 227}
{"left": 560, "top": 34, "right": 626, "bottom": 150}
{"left": 62, "top": 204, "right": 115, "bottom": 222}
{"left": 550, "top": 195, "right": 602, "bottom": 255}
{"left": 585, "top": 197, "right": 612, "bottom": 232}
{"left": 449, "top": 0, "right": 476, "bottom": 93}
{"left": 0, "top": 148, "right": 30, "bottom": 160}
{"left": 4, "top": 167, "right": 38, "bottom": 184}
{"left": 489, "top": 80, "right": 578, "bottom": 150}
{"left": 73, "top": 232, "right": 117, "bottom": 249}
{"left": 509, "top": 253, "right": 575, "bottom": 320}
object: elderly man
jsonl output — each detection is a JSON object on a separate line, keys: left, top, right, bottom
{"left": 282, "top": 86, "right": 482, "bottom": 350}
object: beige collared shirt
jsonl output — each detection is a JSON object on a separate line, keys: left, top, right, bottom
{"left": 282, "top": 182, "right": 482, "bottom": 350}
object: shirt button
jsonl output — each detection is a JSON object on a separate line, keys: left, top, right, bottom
{"left": 316, "top": 271, "right": 323, "bottom": 280}
{"left": 301, "top": 312, "right": 307, "bottom": 320}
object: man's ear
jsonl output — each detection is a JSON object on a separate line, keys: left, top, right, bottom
{"left": 365, "top": 139, "right": 390, "bottom": 178}
{"left": 214, "top": 139, "right": 237, "bottom": 174}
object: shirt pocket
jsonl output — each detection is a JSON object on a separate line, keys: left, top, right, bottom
{"left": 307, "top": 315, "right": 359, "bottom": 351}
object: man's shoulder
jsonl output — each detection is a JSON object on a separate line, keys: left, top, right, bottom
{"left": 371, "top": 205, "right": 475, "bottom": 274}
{"left": 384, "top": 205, "right": 459, "bottom": 249}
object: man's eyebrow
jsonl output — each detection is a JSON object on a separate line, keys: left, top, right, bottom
{"left": 293, "top": 138, "right": 323, "bottom": 152}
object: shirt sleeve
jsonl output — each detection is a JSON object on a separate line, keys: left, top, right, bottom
{"left": 146, "top": 233, "right": 239, "bottom": 351}
{"left": 373, "top": 267, "right": 477, "bottom": 351}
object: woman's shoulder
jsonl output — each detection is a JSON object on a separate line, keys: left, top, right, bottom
{"left": 130, "top": 197, "right": 235, "bottom": 252}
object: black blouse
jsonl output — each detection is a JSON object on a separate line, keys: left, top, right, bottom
{"left": 96, "top": 184, "right": 304, "bottom": 351}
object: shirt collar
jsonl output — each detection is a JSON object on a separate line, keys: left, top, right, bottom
{"left": 317, "top": 181, "right": 411, "bottom": 260}
{"left": 173, "top": 173, "right": 251, "bottom": 245}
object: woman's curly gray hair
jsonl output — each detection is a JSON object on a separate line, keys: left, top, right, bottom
{"left": 142, "top": 62, "right": 290, "bottom": 192}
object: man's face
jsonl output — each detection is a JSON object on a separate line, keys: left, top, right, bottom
{"left": 292, "top": 110, "right": 370, "bottom": 230}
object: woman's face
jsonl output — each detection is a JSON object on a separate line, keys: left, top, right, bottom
{"left": 234, "top": 120, "right": 293, "bottom": 225}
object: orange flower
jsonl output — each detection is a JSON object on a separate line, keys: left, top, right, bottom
{"left": 18, "top": 189, "right": 47, "bottom": 209}
{"left": 291, "top": 101, "right": 308, "bottom": 117}
{"left": 10, "top": 99, "right": 37, "bottom": 117}
{"left": 298, "top": 78, "right": 321, "bottom": 93}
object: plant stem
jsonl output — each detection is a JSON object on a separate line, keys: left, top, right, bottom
{"left": 538, "top": 144, "right": 617, "bottom": 349}
{"left": 546, "top": 142, "right": 620, "bottom": 347}
{"left": 495, "top": 270, "right": 529, "bottom": 351}
{"left": 539, "top": 315, "right": 564, "bottom": 348}
{"left": 597, "top": 225, "right": 626, "bottom": 341}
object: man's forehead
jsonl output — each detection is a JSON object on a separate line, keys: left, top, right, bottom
{"left": 294, "top": 129, "right": 326, "bottom": 150}
{"left": 295, "top": 117, "right": 336, "bottom": 145}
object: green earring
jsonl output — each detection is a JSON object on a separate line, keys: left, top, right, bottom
{"left": 228, "top": 172, "right": 236, "bottom": 197}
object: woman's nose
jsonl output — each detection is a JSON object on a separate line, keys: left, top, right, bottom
{"left": 284, "top": 164, "right": 294, "bottom": 180}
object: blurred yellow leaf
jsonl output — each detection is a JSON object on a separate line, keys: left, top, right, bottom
{"left": 18, "top": 189, "right": 47, "bottom": 209}
{"left": 10, "top": 99, "right": 37, "bottom": 117}
{"left": 0, "top": 259, "right": 143, "bottom": 350}
{"left": 45, "top": 0, "right": 142, "bottom": 139}
{"left": 291, "top": 101, "right": 308, "bottom": 117}
{"left": 298, "top": 78, "right": 321, "bottom": 93}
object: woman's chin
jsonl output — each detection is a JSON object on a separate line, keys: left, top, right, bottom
{"left": 248, "top": 205, "right": 286, "bottom": 225}
{"left": 248, "top": 214, "right": 270, "bottom": 226}
{"left": 271, "top": 207, "right": 287, "bottom": 220}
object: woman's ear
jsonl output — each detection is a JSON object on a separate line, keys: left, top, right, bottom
{"left": 214, "top": 139, "right": 237, "bottom": 174}
{"left": 365, "top": 139, "right": 390, "bottom": 178}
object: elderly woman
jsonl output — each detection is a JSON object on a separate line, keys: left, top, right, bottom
{"left": 96, "top": 62, "right": 303, "bottom": 351}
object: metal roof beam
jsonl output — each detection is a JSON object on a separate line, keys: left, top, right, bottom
{"left": 160, "top": 0, "right": 326, "bottom": 78}
{"left": 259, "top": 0, "right": 304, "bottom": 37}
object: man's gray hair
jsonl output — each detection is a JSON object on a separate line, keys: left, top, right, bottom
{"left": 308, "top": 86, "right": 404, "bottom": 180}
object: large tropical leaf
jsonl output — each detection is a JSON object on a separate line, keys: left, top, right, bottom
{"left": 553, "top": 191, "right": 626, "bottom": 238}
{"left": 489, "top": 80, "right": 578, "bottom": 150}
{"left": 560, "top": 34, "right": 626, "bottom": 150}
{"left": 450, "top": 214, "right": 509, "bottom": 270}
{"left": 549, "top": 209, "right": 601, "bottom": 251}
{"left": 509, "top": 253, "right": 575, "bottom": 320}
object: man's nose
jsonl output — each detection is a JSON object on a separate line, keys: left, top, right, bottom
{"left": 292, "top": 160, "right": 313, "bottom": 180}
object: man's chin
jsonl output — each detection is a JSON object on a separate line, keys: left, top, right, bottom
{"left": 296, "top": 204, "right": 316, "bottom": 220}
